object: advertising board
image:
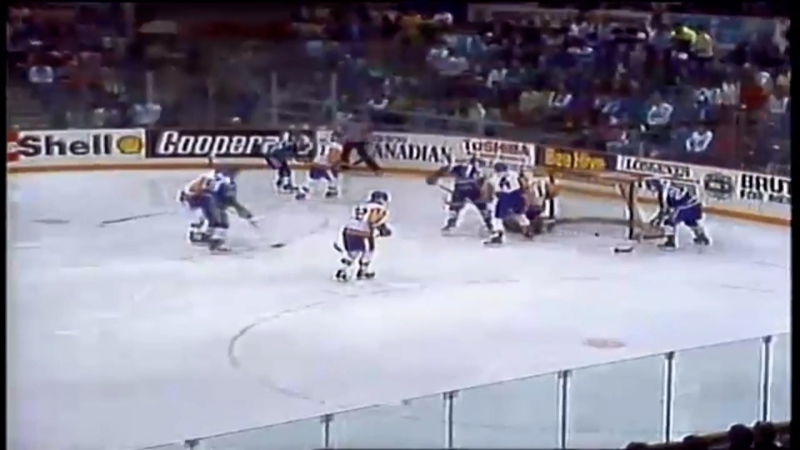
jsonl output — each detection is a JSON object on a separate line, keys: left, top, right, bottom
{"left": 368, "top": 132, "right": 538, "bottom": 169}
{"left": 7, "top": 127, "right": 790, "bottom": 227}
{"left": 146, "top": 128, "right": 295, "bottom": 158}
{"left": 617, "top": 155, "right": 700, "bottom": 199}
{"left": 7, "top": 129, "right": 145, "bottom": 164}
{"left": 538, "top": 146, "right": 614, "bottom": 173}
{"left": 701, "top": 171, "right": 736, "bottom": 201}
{"left": 369, "top": 132, "right": 456, "bottom": 168}
{"left": 617, "top": 156, "right": 693, "bottom": 180}
{"left": 616, "top": 154, "right": 790, "bottom": 218}
{"left": 463, "top": 136, "right": 535, "bottom": 165}
{"left": 738, "top": 172, "right": 791, "bottom": 206}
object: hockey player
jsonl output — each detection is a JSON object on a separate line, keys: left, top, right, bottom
{"left": 335, "top": 190, "right": 392, "bottom": 282}
{"left": 177, "top": 167, "right": 255, "bottom": 252}
{"left": 425, "top": 155, "right": 493, "bottom": 234}
{"left": 503, "top": 177, "right": 558, "bottom": 236}
{"left": 262, "top": 129, "right": 314, "bottom": 194}
{"left": 484, "top": 162, "right": 533, "bottom": 245}
{"left": 295, "top": 135, "right": 342, "bottom": 200}
{"left": 262, "top": 132, "right": 294, "bottom": 193}
{"left": 653, "top": 180, "right": 711, "bottom": 249}
{"left": 204, "top": 166, "right": 256, "bottom": 252}
{"left": 178, "top": 169, "right": 219, "bottom": 245}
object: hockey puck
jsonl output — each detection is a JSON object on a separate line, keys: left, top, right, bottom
{"left": 594, "top": 232, "right": 600, "bottom": 237}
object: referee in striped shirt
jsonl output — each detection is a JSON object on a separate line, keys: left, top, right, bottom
{"left": 339, "top": 114, "right": 382, "bottom": 174}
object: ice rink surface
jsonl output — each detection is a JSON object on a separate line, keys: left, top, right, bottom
{"left": 8, "top": 170, "right": 791, "bottom": 450}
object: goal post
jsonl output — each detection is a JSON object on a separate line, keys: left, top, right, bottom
{"left": 616, "top": 176, "right": 667, "bottom": 241}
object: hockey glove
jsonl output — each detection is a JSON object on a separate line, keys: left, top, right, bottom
{"left": 376, "top": 224, "right": 392, "bottom": 237}
{"left": 649, "top": 208, "right": 674, "bottom": 227}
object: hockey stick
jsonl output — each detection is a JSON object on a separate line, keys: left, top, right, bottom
{"left": 437, "top": 183, "right": 454, "bottom": 194}
{"left": 98, "top": 211, "right": 172, "bottom": 227}
{"left": 436, "top": 183, "right": 463, "bottom": 208}
{"left": 613, "top": 242, "right": 637, "bottom": 254}
{"left": 613, "top": 208, "right": 674, "bottom": 254}
{"left": 437, "top": 182, "right": 487, "bottom": 215}
{"left": 269, "top": 218, "right": 330, "bottom": 249}
{"left": 613, "top": 232, "right": 666, "bottom": 253}
{"left": 241, "top": 218, "right": 288, "bottom": 248}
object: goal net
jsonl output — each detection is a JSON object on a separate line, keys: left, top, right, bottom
{"left": 536, "top": 170, "right": 705, "bottom": 241}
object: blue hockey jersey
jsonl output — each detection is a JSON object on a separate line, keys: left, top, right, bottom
{"left": 450, "top": 159, "right": 484, "bottom": 193}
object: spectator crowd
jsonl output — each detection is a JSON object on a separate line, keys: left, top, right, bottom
{"left": 7, "top": 2, "right": 790, "bottom": 176}
{"left": 7, "top": 3, "right": 160, "bottom": 129}
{"left": 630, "top": 420, "right": 790, "bottom": 450}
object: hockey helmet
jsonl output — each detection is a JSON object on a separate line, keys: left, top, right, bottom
{"left": 368, "top": 190, "right": 390, "bottom": 204}
{"left": 493, "top": 161, "right": 509, "bottom": 173}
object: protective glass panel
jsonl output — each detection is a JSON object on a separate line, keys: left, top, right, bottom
{"left": 329, "top": 394, "right": 446, "bottom": 448}
{"left": 200, "top": 417, "right": 323, "bottom": 450}
{"left": 452, "top": 373, "right": 559, "bottom": 448}
{"left": 567, "top": 355, "right": 665, "bottom": 447}
{"left": 671, "top": 339, "right": 762, "bottom": 439}
{"left": 770, "top": 333, "right": 791, "bottom": 422}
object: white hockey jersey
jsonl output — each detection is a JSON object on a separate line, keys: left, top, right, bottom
{"left": 313, "top": 141, "right": 342, "bottom": 167}
{"left": 488, "top": 169, "right": 528, "bottom": 198}
{"left": 343, "top": 201, "right": 390, "bottom": 237}
{"left": 180, "top": 170, "right": 217, "bottom": 201}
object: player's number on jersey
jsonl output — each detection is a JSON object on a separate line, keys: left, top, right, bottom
{"left": 354, "top": 206, "right": 368, "bottom": 221}
{"left": 533, "top": 181, "right": 546, "bottom": 198}
{"left": 649, "top": 180, "right": 696, "bottom": 200}
{"left": 498, "top": 175, "right": 512, "bottom": 191}
{"left": 667, "top": 184, "right": 692, "bottom": 199}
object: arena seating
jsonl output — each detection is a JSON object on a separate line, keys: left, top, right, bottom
{"left": 7, "top": 4, "right": 790, "bottom": 176}
{"left": 7, "top": 4, "right": 138, "bottom": 128}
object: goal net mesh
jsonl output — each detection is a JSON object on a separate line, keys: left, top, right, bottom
{"left": 538, "top": 170, "right": 689, "bottom": 241}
